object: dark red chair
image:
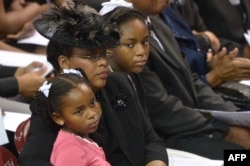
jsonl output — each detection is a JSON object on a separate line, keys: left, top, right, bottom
{"left": 14, "top": 118, "right": 30, "bottom": 154}
{"left": 0, "top": 146, "right": 18, "bottom": 166}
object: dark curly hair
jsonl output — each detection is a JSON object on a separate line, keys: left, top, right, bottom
{"left": 104, "top": 7, "right": 146, "bottom": 32}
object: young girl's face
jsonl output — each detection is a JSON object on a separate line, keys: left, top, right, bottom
{"left": 55, "top": 83, "right": 102, "bottom": 138}
{"left": 111, "top": 18, "right": 150, "bottom": 73}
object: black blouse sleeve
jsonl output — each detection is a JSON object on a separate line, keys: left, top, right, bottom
{"left": 0, "top": 65, "right": 17, "bottom": 78}
{"left": 0, "top": 77, "right": 18, "bottom": 97}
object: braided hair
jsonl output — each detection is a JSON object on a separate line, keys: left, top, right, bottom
{"left": 33, "top": 69, "right": 91, "bottom": 126}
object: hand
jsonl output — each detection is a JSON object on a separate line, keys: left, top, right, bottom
{"left": 16, "top": 67, "right": 47, "bottom": 98}
{"left": 208, "top": 47, "right": 237, "bottom": 69}
{"left": 205, "top": 47, "right": 250, "bottom": 87}
{"left": 15, "top": 61, "right": 44, "bottom": 76}
{"left": 7, "top": 22, "right": 35, "bottom": 40}
{"left": 224, "top": 126, "right": 250, "bottom": 149}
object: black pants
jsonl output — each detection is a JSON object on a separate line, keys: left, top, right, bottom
{"left": 165, "top": 132, "right": 244, "bottom": 160}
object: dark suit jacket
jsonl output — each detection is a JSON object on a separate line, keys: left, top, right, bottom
{"left": 195, "top": 0, "right": 250, "bottom": 45}
{"left": 133, "top": 70, "right": 243, "bottom": 159}
{"left": 145, "top": 16, "right": 238, "bottom": 111}
{"left": 0, "top": 65, "right": 18, "bottom": 97}
{"left": 135, "top": 69, "right": 229, "bottom": 137}
{"left": 18, "top": 72, "right": 168, "bottom": 166}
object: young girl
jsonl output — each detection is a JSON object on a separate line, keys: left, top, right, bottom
{"left": 34, "top": 69, "right": 110, "bottom": 166}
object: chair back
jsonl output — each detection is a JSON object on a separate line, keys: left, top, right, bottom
{"left": 0, "top": 146, "right": 18, "bottom": 166}
{"left": 14, "top": 118, "right": 30, "bottom": 154}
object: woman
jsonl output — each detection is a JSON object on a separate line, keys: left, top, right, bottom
{"left": 19, "top": 4, "right": 168, "bottom": 166}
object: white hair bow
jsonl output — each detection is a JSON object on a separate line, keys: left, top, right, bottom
{"left": 39, "top": 81, "right": 52, "bottom": 97}
{"left": 99, "top": 0, "right": 133, "bottom": 15}
{"left": 63, "top": 69, "right": 83, "bottom": 78}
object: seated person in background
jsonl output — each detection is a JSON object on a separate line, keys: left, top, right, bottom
{"left": 34, "top": 69, "right": 111, "bottom": 166}
{"left": 161, "top": 5, "right": 250, "bottom": 88}
{"left": 19, "top": 4, "right": 168, "bottom": 166}
{"left": 0, "top": 61, "right": 46, "bottom": 98}
{"left": 103, "top": 5, "right": 249, "bottom": 160}
{"left": 0, "top": 0, "right": 48, "bottom": 53}
{"left": 194, "top": 0, "right": 250, "bottom": 58}
{"left": 169, "top": 0, "right": 225, "bottom": 54}
{"left": 100, "top": 0, "right": 237, "bottom": 109}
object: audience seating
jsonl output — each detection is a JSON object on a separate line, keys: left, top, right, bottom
{"left": 0, "top": 146, "right": 18, "bottom": 166}
{"left": 14, "top": 118, "right": 30, "bottom": 154}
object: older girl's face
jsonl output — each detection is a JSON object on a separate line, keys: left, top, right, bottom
{"left": 111, "top": 18, "right": 150, "bottom": 73}
{"left": 59, "top": 48, "right": 109, "bottom": 91}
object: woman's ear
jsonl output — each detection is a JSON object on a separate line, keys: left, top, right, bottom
{"left": 51, "top": 112, "right": 65, "bottom": 126}
{"left": 58, "top": 55, "right": 70, "bottom": 69}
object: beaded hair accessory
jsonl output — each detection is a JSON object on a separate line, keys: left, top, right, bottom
{"left": 39, "top": 69, "right": 84, "bottom": 97}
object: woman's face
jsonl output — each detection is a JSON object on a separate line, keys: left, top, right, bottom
{"left": 59, "top": 48, "right": 109, "bottom": 91}
{"left": 111, "top": 18, "right": 150, "bottom": 73}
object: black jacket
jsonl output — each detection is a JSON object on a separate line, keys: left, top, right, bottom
{"left": 146, "top": 16, "right": 238, "bottom": 111}
{"left": 0, "top": 65, "right": 18, "bottom": 97}
{"left": 18, "top": 72, "right": 168, "bottom": 166}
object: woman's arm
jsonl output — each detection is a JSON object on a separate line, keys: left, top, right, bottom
{"left": 0, "top": 0, "right": 48, "bottom": 35}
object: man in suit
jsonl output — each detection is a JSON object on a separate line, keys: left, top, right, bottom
{"left": 160, "top": 5, "right": 250, "bottom": 93}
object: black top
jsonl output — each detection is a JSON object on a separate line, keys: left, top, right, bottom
{"left": 0, "top": 65, "right": 18, "bottom": 97}
{"left": 19, "top": 72, "right": 168, "bottom": 166}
